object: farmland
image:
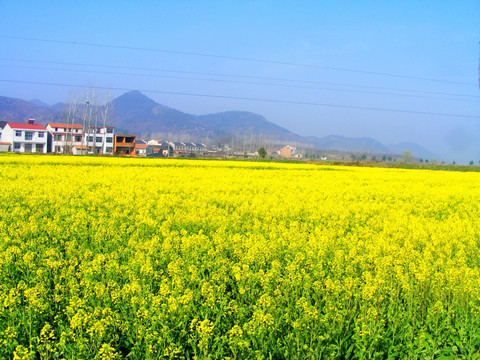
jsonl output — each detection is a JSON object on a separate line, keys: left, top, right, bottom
{"left": 1, "top": 154, "right": 480, "bottom": 359}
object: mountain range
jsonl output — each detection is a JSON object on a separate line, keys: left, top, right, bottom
{"left": 0, "top": 91, "right": 434, "bottom": 159}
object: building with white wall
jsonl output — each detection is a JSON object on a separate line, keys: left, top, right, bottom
{"left": 2, "top": 119, "right": 48, "bottom": 153}
{"left": 0, "top": 121, "right": 10, "bottom": 152}
{"left": 46, "top": 123, "right": 84, "bottom": 154}
{"left": 83, "top": 126, "right": 115, "bottom": 155}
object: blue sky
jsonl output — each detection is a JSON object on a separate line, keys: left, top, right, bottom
{"left": 0, "top": 1, "right": 479, "bottom": 162}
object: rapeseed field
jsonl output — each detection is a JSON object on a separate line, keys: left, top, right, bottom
{"left": 1, "top": 154, "right": 479, "bottom": 359}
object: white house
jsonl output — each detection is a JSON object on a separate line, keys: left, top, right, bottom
{"left": 83, "top": 126, "right": 115, "bottom": 155}
{"left": 2, "top": 119, "right": 48, "bottom": 153}
{"left": 46, "top": 123, "right": 84, "bottom": 154}
{"left": 0, "top": 121, "right": 10, "bottom": 152}
{"left": 170, "top": 142, "right": 206, "bottom": 156}
{"left": 135, "top": 140, "right": 148, "bottom": 156}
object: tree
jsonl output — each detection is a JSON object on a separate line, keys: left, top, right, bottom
{"left": 371, "top": 156, "right": 376, "bottom": 161}
{"left": 258, "top": 147, "right": 267, "bottom": 158}
{"left": 99, "top": 90, "right": 114, "bottom": 155}
{"left": 381, "top": 155, "right": 387, "bottom": 162}
{"left": 60, "top": 92, "right": 80, "bottom": 154}
{"left": 469, "top": 161, "right": 474, "bottom": 166}
{"left": 402, "top": 150, "right": 413, "bottom": 163}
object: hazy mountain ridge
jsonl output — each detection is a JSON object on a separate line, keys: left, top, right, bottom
{"left": 0, "top": 91, "right": 435, "bottom": 158}
{"left": 387, "top": 142, "right": 435, "bottom": 160}
{"left": 0, "top": 96, "right": 58, "bottom": 124}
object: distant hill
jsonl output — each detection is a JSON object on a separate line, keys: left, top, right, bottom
{"left": 387, "top": 142, "right": 435, "bottom": 160}
{"left": 110, "top": 91, "right": 218, "bottom": 139}
{"left": 0, "top": 96, "right": 57, "bottom": 124}
{"left": 29, "top": 99, "right": 51, "bottom": 109}
{"left": 305, "top": 135, "right": 390, "bottom": 154}
{"left": 198, "top": 111, "right": 303, "bottom": 142}
{"left": 0, "top": 91, "right": 435, "bottom": 158}
{"left": 50, "top": 102, "right": 67, "bottom": 112}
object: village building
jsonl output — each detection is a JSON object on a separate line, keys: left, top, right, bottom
{"left": 170, "top": 142, "right": 206, "bottom": 156}
{"left": 1, "top": 119, "right": 48, "bottom": 153}
{"left": 147, "top": 140, "right": 173, "bottom": 157}
{"left": 0, "top": 121, "right": 10, "bottom": 152}
{"left": 46, "top": 123, "right": 84, "bottom": 154}
{"left": 114, "top": 134, "right": 136, "bottom": 156}
{"left": 135, "top": 140, "right": 148, "bottom": 156}
{"left": 83, "top": 126, "right": 115, "bottom": 155}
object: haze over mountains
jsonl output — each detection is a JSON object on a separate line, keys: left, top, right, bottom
{"left": 0, "top": 91, "right": 435, "bottom": 159}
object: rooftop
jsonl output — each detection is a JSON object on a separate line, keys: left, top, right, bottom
{"left": 48, "top": 123, "right": 83, "bottom": 130}
{"left": 7, "top": 122, "right": 47, "bottom": 130}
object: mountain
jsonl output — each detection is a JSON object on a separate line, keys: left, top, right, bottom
{"left": 0, "top": 96, "right": 57, "bottom": 124}
{"left": 50, "top": 102, "right": 67, "bottom": 112}
{"left": 110, "top": 91, "right": 218, "bottom": 139}
{"left": 387, "top": 142, "right": 435, "bottom": 160}
{"left": 198, "top": 111, "right": 303, "bottom": 142}
{"left": 110, "top": 91, "right": 306, "bottom": 142}
{"left": 305, "top": 135, "right": 390, "bottom": 154}
{"left": 29, "top": 99, "right": 51, "bottom": 109}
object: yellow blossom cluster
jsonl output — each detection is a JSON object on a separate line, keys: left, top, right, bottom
{"left": 1, "top": 154, "right": 480, "bottom": 359}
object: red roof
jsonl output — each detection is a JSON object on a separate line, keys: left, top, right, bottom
{"left": 135, "top": 144, "right": 149, "bottom": 149}
{"left": 73, "top": 145, "right": 88, "bottom": 150}
{"left": 7, "top": 122, "right": 46, "bottom": 130}
{"left": 0, "top": 142, "right": 12, "bottom": 145}
{"left": 48, "top": 123, "right": 83, "bottom": 129}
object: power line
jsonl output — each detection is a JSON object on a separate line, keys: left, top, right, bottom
{"left": 1, "top": 57, "right": 478, "bottom": 99}
{"left": 1, "top": 78, "right": 478, "bottom": 119}
{"left": 0, "top": 35, "right": 476, "bottom": 86}
{"left": 2, "top": 63, "right": 478, "bottom": 103}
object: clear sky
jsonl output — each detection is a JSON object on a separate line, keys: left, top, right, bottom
{"left": 0, "top": 0, "right": 479, "bottom": 162}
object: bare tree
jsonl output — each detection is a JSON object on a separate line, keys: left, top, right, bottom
{"left": 100, "top": 90, "right": 114, "bottom": 155}
{"left": 63, "top": 92, "right": 79, "bottom": 154}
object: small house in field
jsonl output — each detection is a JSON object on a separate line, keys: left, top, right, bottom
{"left": 171, "top": 142, "right": 206, "bottom": 157}
{"left": 280, "top": 145, "right": 296, "bottom": 158}
{"left": 72, "top": 145, "right": 88, "bottom": 155}
{"left": 147, "top": 141, "right": 173, "bottom": 157}
{"left": 135, "top": 140, "right": 148, "bottom": 156}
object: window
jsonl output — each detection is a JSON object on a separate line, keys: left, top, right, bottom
{"left": 96, "top": 137, "right": 102, "bottom": 143}
{"left": 24, "top": 144, "right": 32, "bottom": 153}
{"left": 55, "top": 127, "right": 58, "bottom": 131}
{"left": 106, "top": 137, "right": 113, "bottom": 143}
{"left": 75, "top": 136, "right": 82, "bottom": 142}
{"left": 14, "top": 143, "right": 21, "bottom": 150}
{"left": 105, "top": 147, "right": 113, "bottom": 153}
{"left": 54, "top": 134, "right": 62, "bottom": 141}
{"left": 25, "top": 132, "right": 33, "bottom": 140}
{"left": 87, "top": 136, "right": 94, "bottom": 142}
{"left": 38, "top": 132, "right": 44, "bottom": 138}
{"left": 106, "top": 128, "right": 113, "bottom": 134}
{"left": 15, "top": 130, "right": 22, "bottom": 137}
